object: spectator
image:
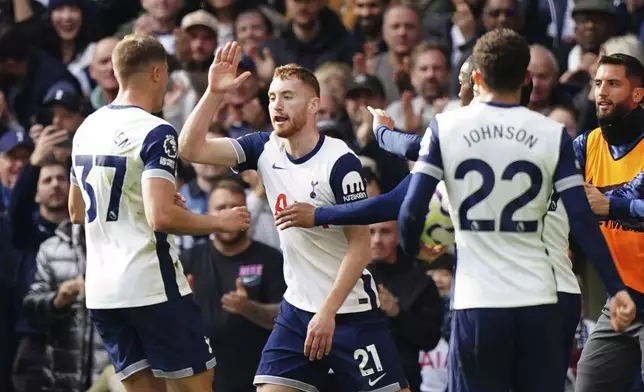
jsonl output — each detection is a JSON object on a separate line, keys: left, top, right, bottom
{"left": 528, "top": 44, "right": 574, "bottom": 114}
{"left": 314, "top": 61, "right": 352, "bottom": 104}
{"left": 262, "top": 0, "right": 360, "bottom": 72}
{"left": 177, "top": 124, "right": 235, "bottom": 251}
{"left": 0, "top": 129, "right": 33, "bottom": 212}
{"left": 22, "top": 163, "right": 109, "bottom": 392}
{"left": 115, "top": 0, "right": 183, "bottom": 54}
{"left": 343, "top": 73, "right": 409, "bottom": 192}
{"left": 88, "top": 37, "right": 118, "bottom": 109}
{"left": 385, "top": 41, "right": 458, "bottom": 133}
{"left": 18, "top": 0, "right": 99, "bottom": 96}
{"left": 177, "top": 9, "right": 219, "bottom": 98}
{"left": 0, "top": 23, "right": 81, "bottom": 130}
{"left": 219, "top": 58, "right": 270, "bottom": 137}
{"left": 370, "top": 3, "right": 423, "bottom": 102}
{"left": 234, "top": 7, "right": 275, "bottom": 59}
{"left": 367, "top": 220, "right": 444, "bottom": 392}
{"left": 240, "top": 169, "right": 281, "bottom": 250}
{"left": 548, "top": 104, "right": 579, "bottom": 139}
{"left": 350, "top": 0, "right": 387, "bottom": 55}
{"left": 180, "top": 180, "right": 285, "bottom": 392}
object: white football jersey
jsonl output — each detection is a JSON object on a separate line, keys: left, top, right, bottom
{"left": 229, "top": 133, "right": 379, "bottom": 314}
{"left": 544, "top": 193, "right": 580, "bottom": 294}
{"left": 71, "top": 105, "right": 190, "bottom": 309}
{"left": 414, "top": 102, "right": 583, "bottom": 309}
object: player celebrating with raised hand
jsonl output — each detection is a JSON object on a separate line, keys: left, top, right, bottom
{"left": 68, "top": 34, "right": 250, "bottom": 392}
{"left": 179, "top": 41, "right": 410, "bottom": 392}
{"left": 398, "top": 29, "right": 635, "bottom": 392}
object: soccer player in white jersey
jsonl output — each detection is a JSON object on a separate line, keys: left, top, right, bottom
{"left": 179, "top": 41, "right": 410, "bottom": 392}
{"left": 397, "top": 29, "right": 636, "bottom": 392}
{"left": 68, "top": 34, "right": 250, "bottom": 392}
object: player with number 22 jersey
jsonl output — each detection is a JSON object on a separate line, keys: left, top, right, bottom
{"left": 398, "top": 29, "right": 634, "bottom": 392}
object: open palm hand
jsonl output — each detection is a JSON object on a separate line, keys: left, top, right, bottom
{"left": 208, "top": 41, "right": 252, "bottom": 94}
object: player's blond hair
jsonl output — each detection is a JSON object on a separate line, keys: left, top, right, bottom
{"left": 112, "top": 34, "right": 167, "bottom": 82}
{"left": 273, "top": 64, "right": 321, "bottom": 97}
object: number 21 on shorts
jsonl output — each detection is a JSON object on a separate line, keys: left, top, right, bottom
{"left": 354, "top": 344, "right": 383, "bottom": 377}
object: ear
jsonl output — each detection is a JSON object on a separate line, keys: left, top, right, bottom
{"left": 308, "top": 97, "right": 320, "bottom": 114}
{"left": 151, "top": 64, "right": 160, "bottom": 83}
{"left": 472, "top": 70, "right": 484, "bottom": 88}
{"left": 633, "top": 87, "right": 644, "bottom": 104}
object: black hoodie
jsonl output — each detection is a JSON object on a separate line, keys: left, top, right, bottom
{"left": 262, "top": 7, "right": 360, "bottom": 71}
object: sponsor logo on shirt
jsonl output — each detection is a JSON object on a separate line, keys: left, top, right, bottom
{"left": 239, "top": 264, "right": 264, "bottom": 287}
{"left": 341, "top": 171, "right": 367, "bottom": 202}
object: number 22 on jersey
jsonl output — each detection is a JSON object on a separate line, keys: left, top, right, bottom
{"left": 455, "top": 158, "right": 543, "bottom": 233}
{"left": 74, "top": 155, "right": 127, "bottom": 223}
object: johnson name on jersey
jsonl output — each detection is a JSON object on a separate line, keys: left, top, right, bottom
{"left": 71, "top": 105, "right": 191, "bottom": 309}
{"left": 415, "top": 102, "right": 583, "bottom": 309}
{"left": 228, "top": 132, "right": 379, "bottom": 314}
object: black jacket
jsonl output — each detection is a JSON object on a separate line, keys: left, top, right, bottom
{"left": 368, "top": 252, "right": 444, "bottom": 392}
{"left": 262, "top": 7, "right": 360, "bottom": 71}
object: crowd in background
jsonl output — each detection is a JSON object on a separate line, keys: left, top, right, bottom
{"left": 0, "top": 0, "right": 637, "bottom": 390}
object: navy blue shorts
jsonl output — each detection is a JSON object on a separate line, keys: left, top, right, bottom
{"left": 89, "top": 295, "right": 216, "bottom": 380}
{"left": 254, "top": 300, "right": 408, "bottom": 392}
{"left": 448, "top": 304, "right": 563, "bottom": 392}
{"left": 558, "top": 292, "right": 581, "bottom": 381}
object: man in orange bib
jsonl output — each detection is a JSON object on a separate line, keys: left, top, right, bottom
{"left": 574, "top": 54, "right": 644, "bottom": 392}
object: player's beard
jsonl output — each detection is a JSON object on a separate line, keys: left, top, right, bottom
{"left": 596, "top": 99, "right": 632, "bottom": 125}
{"left": 598, "top": 104, "right": 644, "bottom": 146}
{"left": 273, "top": 113, "right": 305, "bottom": 138}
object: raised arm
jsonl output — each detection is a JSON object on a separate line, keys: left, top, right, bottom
{"left": 178, "top": 41, "right": 251, "bottom": 166}
{"left": 398, "top": 119, "right": 443, "bottom": 256}
{"left": 368, "top": 106, "right": 423, "bottom": 161}
{"left": 373, "top": 125, "right": 422, "bottom": 161}
{"left": 141, "top": 125, "right": 250, "bottom": 235}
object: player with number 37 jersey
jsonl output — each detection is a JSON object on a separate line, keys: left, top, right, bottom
{"left": 71, "top": 106, "right": 189, "bottom": 309}
{"left": 68, "top": 35, "right": 251, "bottom": 391}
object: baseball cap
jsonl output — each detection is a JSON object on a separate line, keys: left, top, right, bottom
{"left": 572, "top": 0, "right": 616, "bottom": 16}
{"left": 346, "top": 74, "right": 386, "bottom": 99}
{"left": 0, "top": 128, "right": 33, "bottom": 154}
{"left": 43, "top": 82, "right": 87, "bottom": 114}
{"left": 181, "top": 10, "right": 219, "bottom": 33}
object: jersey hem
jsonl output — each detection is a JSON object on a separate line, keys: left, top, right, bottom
{"left": 282, "top": 296, "right": 375, "bottom": 315}
{"left": 452, "top": 295, "right": 558, "bottom": 310}
{"left": 86, "top": 287, "right": 192, "bottom": 309}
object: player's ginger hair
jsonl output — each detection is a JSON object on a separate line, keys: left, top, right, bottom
{"left": 112, "top": 34, "right": 167, "bottom": 83}
{"left": 273, "top": 64, "right": 321, "bottom": 97}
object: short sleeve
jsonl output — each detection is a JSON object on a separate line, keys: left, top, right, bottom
{"left": 412, "top": 118, "right": 443, "bottom": 181}
{"left": 140, "top": 124, "right": 178, "bottom": 184}
{"left": 228, "top": 132, "right": 271, "bottom": 172}
{"left": 329, "top": 153, "right": 368, "bottom": 205}
{"left": 553, "top": 129, "right": 585, "bottom": 194}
